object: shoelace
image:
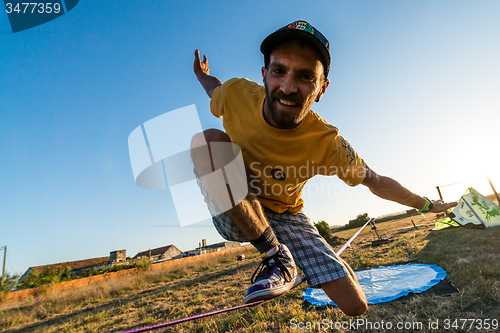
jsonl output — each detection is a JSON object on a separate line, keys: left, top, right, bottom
{"left": 250, "top": 252, "right": 292, "bottom": 284}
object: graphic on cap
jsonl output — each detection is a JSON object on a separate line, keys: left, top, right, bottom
{"left": 288, "top": 21, "right": 314, "bottom": 34}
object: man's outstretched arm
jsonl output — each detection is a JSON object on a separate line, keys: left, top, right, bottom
{"left": 194, "top": 49, "right": 222, "bottom": 98}
{"left": 361, "top": 166, "right": 457, "bottom": 213}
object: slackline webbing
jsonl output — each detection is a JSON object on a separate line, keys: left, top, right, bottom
{"left": 122, "top": 218, "right": 373, "bottom": 333}
{"left": 439, "top": 177, "right": 483, "bottom": 188}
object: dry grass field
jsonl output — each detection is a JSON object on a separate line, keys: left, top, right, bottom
{"left": 1, "top": 213, "right": 499, "bottom": 332}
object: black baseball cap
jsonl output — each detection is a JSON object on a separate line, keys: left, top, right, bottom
{"left": 260, "top": 20, "right": 331, "bottom": 78}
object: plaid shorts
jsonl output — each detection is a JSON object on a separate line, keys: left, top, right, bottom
{"left": 197, "top": 176, "right": 349, "bottom": 287}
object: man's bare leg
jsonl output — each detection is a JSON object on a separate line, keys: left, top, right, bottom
{"left": 320, "top": 258, "right": 368, "bottom": 316}
{"left": 191, "top": 129, "right": 299, "bottom": 304}
{"left": 190, "top": 129, "right": 269, "bottom": 240}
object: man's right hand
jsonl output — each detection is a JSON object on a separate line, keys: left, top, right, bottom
{"left": 193, "top": 49, "right": 222, "bottom": 99}
{"left": 194, "top": 49, "right": 210, "bottom": 77}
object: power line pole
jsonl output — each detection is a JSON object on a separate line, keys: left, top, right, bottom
{"left": 486, "top": 176, "right": 500, "bottom": 205}
{"left": 436, "top": 186, "right": 444, "bottom": 202}
{"left": 1, "top": 245, "right": 6, "bottom": 287}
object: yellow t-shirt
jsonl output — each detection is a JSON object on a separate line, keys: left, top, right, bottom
{"left": 210, "top": 78, "right": 366, "bottom": 213}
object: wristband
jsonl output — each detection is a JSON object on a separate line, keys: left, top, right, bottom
{"left": 417, "top": 197, "right": 433, "bottom": 214}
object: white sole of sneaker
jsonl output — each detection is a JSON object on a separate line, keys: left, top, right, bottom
{"left": 244, "top": 274, "right": 302, "bottom": 304}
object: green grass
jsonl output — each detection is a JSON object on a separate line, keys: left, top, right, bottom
{"left": 418, "top": 226, "right": 500, "bottom": 303}
{"left": 1, "top": 215, "right": 499, "bottom": 332}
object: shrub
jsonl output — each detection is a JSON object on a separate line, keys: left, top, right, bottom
{"left": 337, "top": 213, "right": 370, "bottom": 231}
{"left": 135, "top": 257, "right": 152, "bottom": 271}
{"left": 314, "top": 220, "right": 332, "bottom": 240}
{"left": 16, "top": 266, "right": 73, "bottom": 290}
{"left": 0, "top": 272, "right": 19, "bottom": 294}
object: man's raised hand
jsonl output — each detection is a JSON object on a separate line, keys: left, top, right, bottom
{"left": 193, "top": 49, "right": 222, "bottom": 98}
{"left": 194, "top": 49, "right": 210, "bottom": 76}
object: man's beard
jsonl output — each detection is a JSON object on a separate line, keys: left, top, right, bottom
{"left": 264, "top": 83, "right": 315, "bottom": 129}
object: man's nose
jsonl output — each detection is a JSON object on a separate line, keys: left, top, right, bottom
{"left": 280, "top": 74, "right": 298, "bottom": 95}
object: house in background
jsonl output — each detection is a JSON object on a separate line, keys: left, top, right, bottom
{"left": 18, "top": 240, "right": 240, "bottom": 284}
{"left": 110, "top": 249, "right": 127, "bottom": 263}
{"left": 19, "top": 250, "right": 129, "bottom": 283}
{"left": 19, "top": 256, "right": 111, "bottom": 283}
{"left": 132, "top": 245, "right": 182, "bottom": 262}
{"left": 200, "top": 240, "right": 240, "bottom": 254}
{"left": 179, "top": 239, "right": 241, "bottom": 258}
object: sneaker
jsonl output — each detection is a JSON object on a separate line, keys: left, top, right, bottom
{"left": 244, "top": 244, "right": 300, "bottom": 304}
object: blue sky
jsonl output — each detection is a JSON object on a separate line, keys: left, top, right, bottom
{"left": 1, "top": 1, "right": 499, "bottom": 275}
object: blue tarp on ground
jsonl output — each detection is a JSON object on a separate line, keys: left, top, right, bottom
{"left": 303, "top": 263, "right": 446, "bottom": 306}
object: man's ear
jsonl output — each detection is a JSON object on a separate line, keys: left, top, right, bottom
{"left": 261, "top": 67, "right": 268, "bottom": 83}
{"left": 315, "top": 78, "right": 330, "bottom": 102}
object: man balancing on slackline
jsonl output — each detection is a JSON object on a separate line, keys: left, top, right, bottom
{"left": 191, "top": 20, "right": 456, "bottom": 316}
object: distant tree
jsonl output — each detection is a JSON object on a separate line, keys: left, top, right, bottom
{"left": 336, "top": 213, "right": 371, "bottom": 231}
{"left": 17, "top": 266, "right": 74, "bottom": 290}
{"left": 0, "top": 272, "right": 19, "bottom": 294}
{"left": 16, "top": 270, "right": 40, "bottom": 290}
{"left": 40, "top": 267, "right": 59, "bottom": 285}
{"left": 347, "top": 213, "right": 370, "bottom": 229}
{"left": 61, "top": 266, "right": 72, "bottom": 281}
{"left": 314, "top": 220, "right": 332, "bottom": 240}
{"left": 135, "top": 257, "right": 152, "bottom": 270}
{"left": 82, "top": 268, "right": 98, "bottom": 277}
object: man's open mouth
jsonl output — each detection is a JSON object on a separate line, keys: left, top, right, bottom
{"left": 278, "top": 99, "right": 299, "bottom": 107}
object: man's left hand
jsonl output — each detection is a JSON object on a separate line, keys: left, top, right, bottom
{"left": 429, "top": 199, "right": 457, "bottom": 213}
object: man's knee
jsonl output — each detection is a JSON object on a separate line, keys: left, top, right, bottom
{"left": 191, "top": 129, "right": 230, "bottom": 149}
{"left": 191, "top": 129, "right": 243, "bottom": 180}
{"left": 321, "top": 276, "right": 368, "bottom": 316}
{"left": 341, "top": 298, "right": 368, "bottom": 316}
